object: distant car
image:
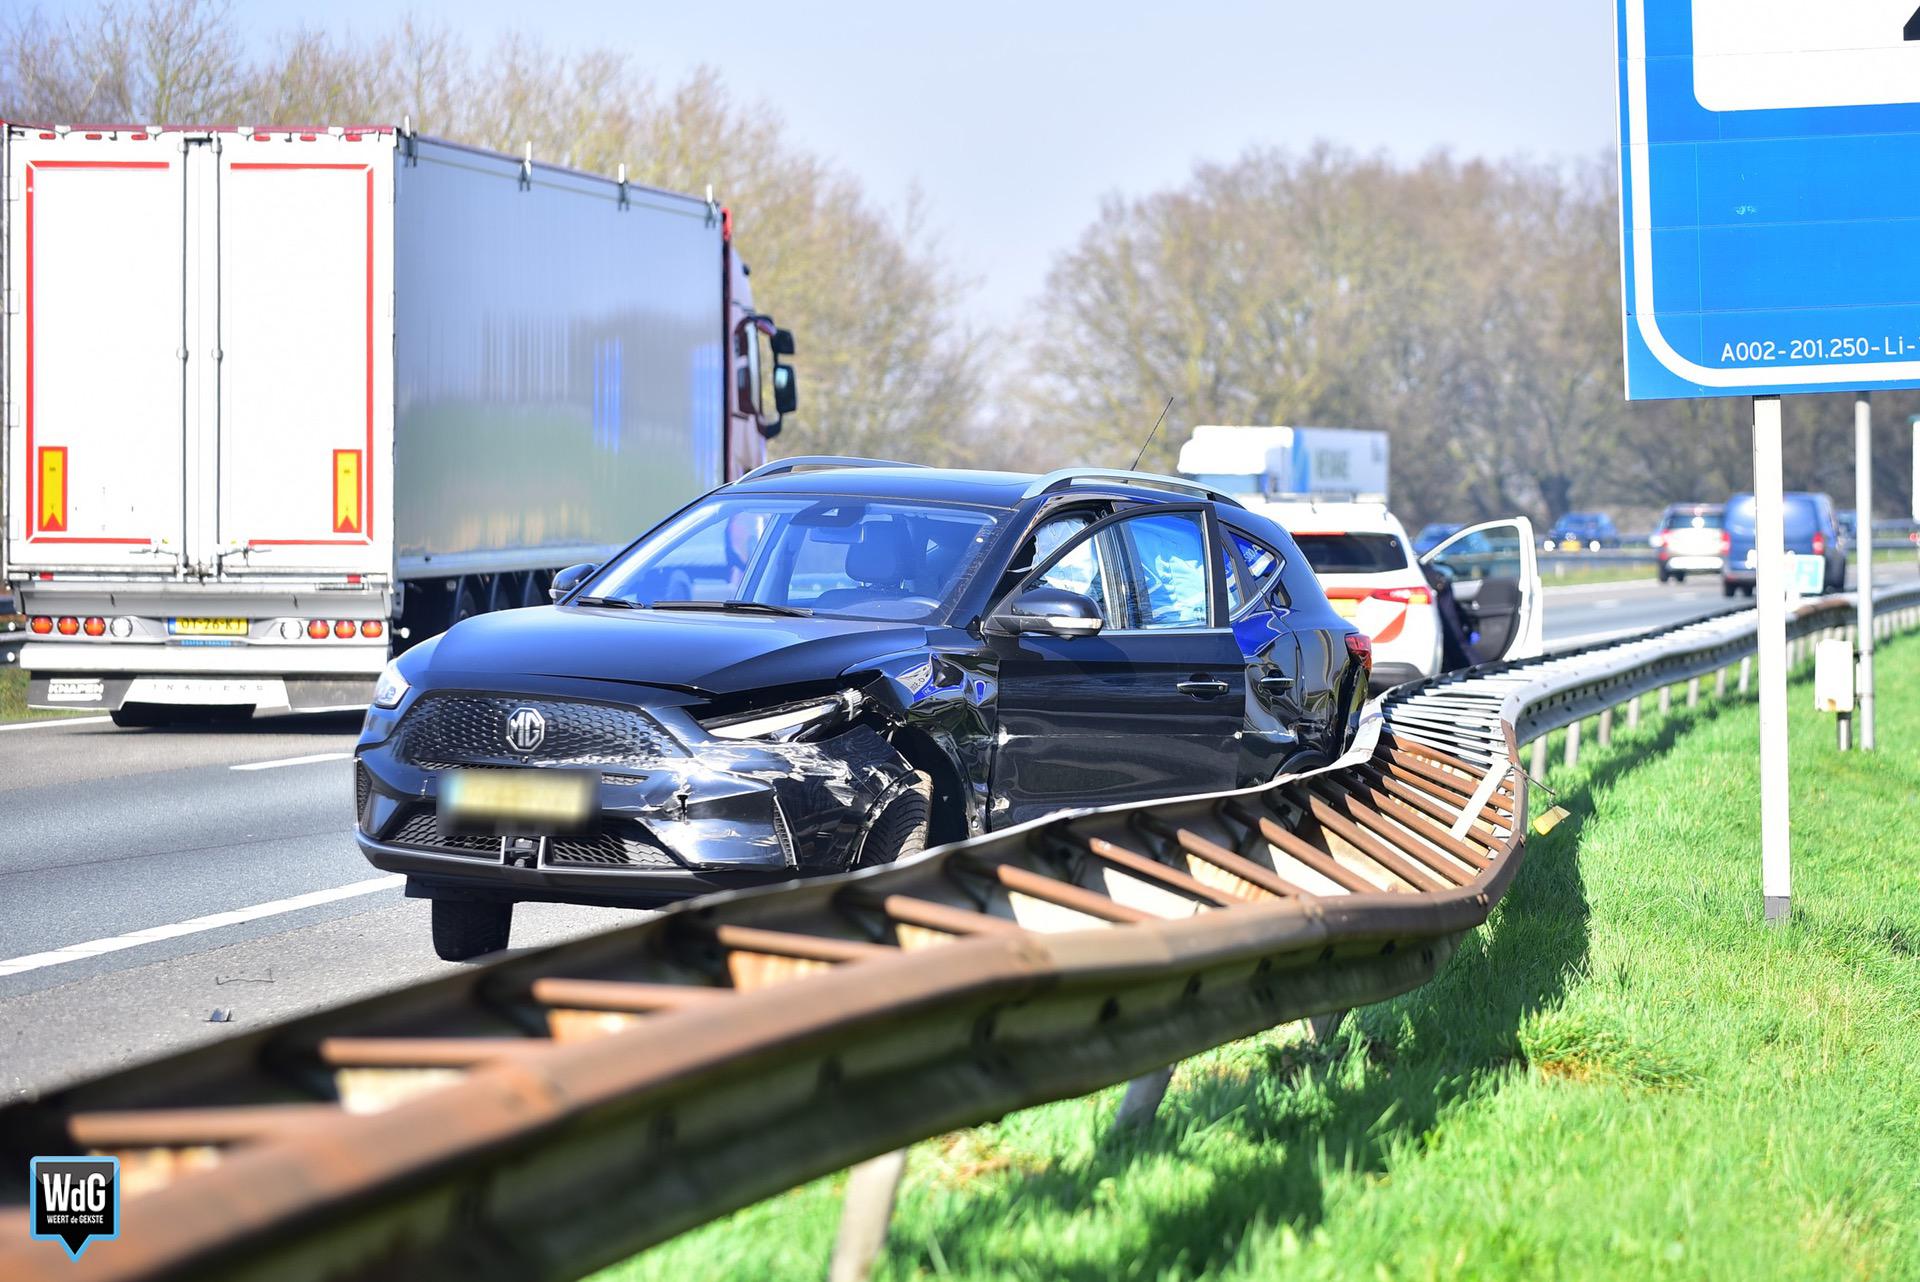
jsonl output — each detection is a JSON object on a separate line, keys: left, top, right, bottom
{"left": 1412, "top": 522, "right": 1466, "bottom": 555}
{"left": 1722, "top": 491, "right": 1846, "bottom": 597}
{"left": 1258, "top": 500, "right": 1541, "bottom": 693}
{"left": 1544, "top": 512, "right": 1619, "bottom": 551}
{"left": 1838, "top": 510, "right": 1859, "bottom": 544}
{"left": 1652, "top": 502, "right": 1725, "bottom": 583}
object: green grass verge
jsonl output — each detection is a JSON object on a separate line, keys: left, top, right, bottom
{"left": 605, "top": 629, "right": 1920, "bottom": 1282}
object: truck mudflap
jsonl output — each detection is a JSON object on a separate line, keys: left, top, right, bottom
{"left": 27, "top": 674, "right": 375, "bottom": 714}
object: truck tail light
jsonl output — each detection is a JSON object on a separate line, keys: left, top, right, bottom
{"left": 1345, "top": 632, "right": 1373, "bottom": 668}
{"left": 1370, "top": 586, "right": 1432, "bottom": 606}
{"left": 307, "top": 619, "right": 329, "bottom": 640}
{"left": 360, "top": 620, "right": 384, "bottom": 639}
{"left": 29, "top": 616, "right": 52, "bottom": 635}
{"left": 1811, "top": 532, "right": 1826, "bottom": 555}
{"left": 109, "top": 617, "right": 134, "bottom": 638}
{"left": 57, "top": 617, "right": 79, "bottom": 636}
{"left": 83, "top": 617, "right": 106, "bottom": 637}
{"left": 333, "top": 620, "right": 355, "bottom": 639}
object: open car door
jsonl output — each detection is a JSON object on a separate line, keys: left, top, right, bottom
{"left": 1419, "top": 517, "right": 1542, "bottom": 665}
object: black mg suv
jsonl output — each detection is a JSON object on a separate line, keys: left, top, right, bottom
{"left": 354, "top": 460, "right": 1370, "bottom": 959}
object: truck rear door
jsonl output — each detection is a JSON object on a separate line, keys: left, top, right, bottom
{"left": 213, "top": 135, "right": 391, "bottom": 577}
{"left": 5, "top": 131, "right": 189, "bottom": 573}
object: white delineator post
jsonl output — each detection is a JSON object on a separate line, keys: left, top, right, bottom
{"left": 1754, "top": 396, "right": 1792, "bottom": 923}
{"left": 1854, "top": 393, "right": 1874, "bottom": 751}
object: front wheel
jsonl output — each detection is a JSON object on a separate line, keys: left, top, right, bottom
{"left": 430, "top": 898, "right": 512, "bottom": 961}
{"left": 856, "top": 774, "right": 932, "bottom": 868}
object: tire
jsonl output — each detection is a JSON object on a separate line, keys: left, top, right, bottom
{"left": 452, "top": 587, "right": 482, "bottom": 626}
{"left": 857, "top": 773, "right": 932, "bottom": 868}
{"left": 430, "top": 899, "right": 513, "bottom": 961}
{"left": 1722, "top": 579, "right": 1735, "bottom": 598}
{"left": 1674, "top": 572, "right": 1686, "bottom": 583}
{"left": 1743, "top": 584, "right": 1755, "bottom": 597}
{"left": 1657, "top": 566, "right": 1670, "bottom": 584}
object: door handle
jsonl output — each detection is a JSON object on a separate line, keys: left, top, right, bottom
{"left": 1258, "top": 675, "right": 1295, "bottom": 694}
{"left": 1176, "top": 678, "right": 1231, "bottom": 697}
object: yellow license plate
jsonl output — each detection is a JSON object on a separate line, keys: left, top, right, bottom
{"left": 170, "top": 617, "right": 248, "bottom": 636}
{"left": 1331, "top": 598, "right": 1360, "bottom": 619}
{"left": 439, "top": 769, "right": 596, "bottom": 836}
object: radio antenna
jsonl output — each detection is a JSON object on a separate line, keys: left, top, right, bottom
{"left": 1129, "top": 396, "right": 1175, "bottom": 471}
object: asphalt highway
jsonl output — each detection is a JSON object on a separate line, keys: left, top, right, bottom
{"left": 2, "top": 563, "right": 1915, "bottom": 1099}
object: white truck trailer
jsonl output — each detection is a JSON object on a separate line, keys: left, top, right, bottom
{"left": 2, "top": 122, "right": 795, "bottom": 723}
{"left": 1176, "top": 425, "right": 1390, "bottom": 502}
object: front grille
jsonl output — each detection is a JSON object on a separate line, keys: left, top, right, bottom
{"left": 546, "top": 833, "right": 679, "bottom": 869}
{"left": 354, "top": 762, "right": 371, "bottom": 821}
{"left": 388, "top": 810, "right": 501, "bottom": 859}
{"left": 393, "top": 694, "right": 681, "bottom": 769}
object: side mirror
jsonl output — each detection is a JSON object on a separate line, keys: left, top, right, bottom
{"left": 549, "top": 562, "right": 599, "bottom": 603}
{"left": 772, "top": 360, "right": 798, "bottom": 416}
{"left": 988, "top": 585, "right": 1104, "bottom": 637}
{"left": 771, "top": 327, "right": 795, "bottom": 357}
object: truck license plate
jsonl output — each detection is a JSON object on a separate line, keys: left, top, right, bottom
{"left": 169, "top": 617, "right": 248, "bottom": 637}
{"left": 439, "top": 769, "right": 597, "bottom": 836}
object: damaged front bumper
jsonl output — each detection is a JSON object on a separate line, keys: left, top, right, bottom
{"left": 354, "top": 692, "right": 919, "bottom": 907}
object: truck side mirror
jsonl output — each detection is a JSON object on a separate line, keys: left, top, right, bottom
{"left": 771, "top": 327, "right": 795, "bottom": 357}
{"left": 772, "top": 361, "right": 798, "bottom": 416}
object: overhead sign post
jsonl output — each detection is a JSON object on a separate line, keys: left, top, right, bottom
{"left": 1616, "top": 0, "right": 1920, "bottom": 923}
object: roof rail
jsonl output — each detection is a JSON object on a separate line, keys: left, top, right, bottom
{"left": 1021, "top": 467, "right": 1246, "bottom": 509}
{"left": 734, "top": 456, "right": 926, "bottom": 484}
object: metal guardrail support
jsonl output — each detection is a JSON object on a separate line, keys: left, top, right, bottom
{"left": 828, "top": 1150, "right": 910, "bottom": 1282}
{"left": 1627, "top": 694, "right": 1642, "bottom": 729}
{"left": 1563, "top": 719, "right": 1581, "bottom": 768}
{"left": 1597, "top": 708, "right": 1613, "bottom": 748}
{"left": 1687, "top": 676, "right": 1701, "bottom": 708}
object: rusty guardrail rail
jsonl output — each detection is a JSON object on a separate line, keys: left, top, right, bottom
{"left": 2, "top": 583, "right": 1916, "bottom": 1282}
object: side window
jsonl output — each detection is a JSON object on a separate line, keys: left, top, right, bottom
{"left": 1111, "top": 510, "right": 1211, "bottom": 629}
{"left": 1226, "top": 530, "right": 1284, "bottom": 613}
{"left": 1035, "top": 531, "right": 1105, "bottom": 603}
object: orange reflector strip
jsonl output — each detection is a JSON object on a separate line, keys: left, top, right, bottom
{"left": 334, "top": 450, "right": 362, "bottom": 534}
{"left": 39, "top": 446, "right": 68, "bottom": 532}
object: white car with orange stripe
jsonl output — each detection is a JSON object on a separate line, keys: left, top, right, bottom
{"left": 1257, "top": 502, "right": 1543, "bottom": 691}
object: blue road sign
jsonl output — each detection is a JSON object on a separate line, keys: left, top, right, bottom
{"left": 1618, "top": 1, "right": 1920, "bottom": 400}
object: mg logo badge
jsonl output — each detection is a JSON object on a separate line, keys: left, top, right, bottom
{"left": 505, "top": 707, "right": 546, "bottom": 754}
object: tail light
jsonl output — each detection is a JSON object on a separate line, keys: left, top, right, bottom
{"left": 56, "top": 617, "right": 79, "bottom": 636}
{"left": 1811, "top": 532, "right": 1825, "bottom": 555}
{"left": 1345, "top": 632, "right": 1373, "bottom": 668}
{"left": 1369, "top": 586, "right": 1432, "bottom": 606}
{"left": 108, "top": 617, "right": 134, "bottom": 638}
{"left": 333, "top": 620, "right": 355, "bottom": 639}
{"left": 82, "top": 617, "right": 106, "bottom": 637}
{"left": 307, "top": 619, "right": 329, "bottom": 640}
{"left": 360, "top": 620, "right": 384, "bottom": 639}
{"left": 29, "top": 616, "right": 52, "bottom": 635}
{"left": 1719, "top": 530, "right": 1732, "bottom": 556}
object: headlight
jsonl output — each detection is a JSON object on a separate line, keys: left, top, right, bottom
{"left": 372, "top": 660, "right": 411, "bottom": 709}
{"left": 702, "top": 693, "right": 856, "bottom": 741}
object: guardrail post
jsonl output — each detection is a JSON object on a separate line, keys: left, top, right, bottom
{"left": 1111, "top": 1066, "right": 1176, "bottom": 1133}
{"left": 1627, "top": 694, "right": 1641, "bottom": 729}
{"left": 1715, "top": 667, "right": 1728, "bottom": 698}
{"left": 1597, "top": 708, "right": 1613, "bottom": 748}
{"left": 1530, "top": 735, "right": 1548, "bottom": 780}
{"left": 1563, "top": 719, "right": 1581, "bottom": 769}
{"left": 1306, "top": 1009, "right": 1348, "bottom": 1043}
{"left": 1658, "top": 685, "right": 1672, "bottom": 715}
{"left": 828, "top": 1149, "right": 910, "bottom": 1282}
{"left": 1687, "top": 676, "right": 1701, "bottom": 708}
{"left": 1739, "top": 656, "right": 1751, "bottom": 694}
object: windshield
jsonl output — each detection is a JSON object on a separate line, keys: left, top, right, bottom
{"left": 583, "top": 495, "right": 1005, "bottom": 622}
{"left": 1726, "top": 495, "right": 1819, "bottom": 540}
{"left": 1661, "top": 506, "right": 1723, "bottom": 531}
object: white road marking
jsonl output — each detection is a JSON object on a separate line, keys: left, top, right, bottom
{"left": 0, "top": 715, "right": 113, "bottom": 732}
{"left": 230, "top": 752, "right": 354, "bottom": 772}
{"left": 0, "top": 875, "right": 405, "bottom": 977}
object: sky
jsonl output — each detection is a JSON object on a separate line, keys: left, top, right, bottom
{"left": 52, "top": 1, "right": 1622, "bottom": 329}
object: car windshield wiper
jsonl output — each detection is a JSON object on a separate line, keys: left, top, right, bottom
{"left": 572, "top": 596, "right": 640, "bottom": 609}
{"left": 648, "top": 599, "right": 814, "bottom": 618}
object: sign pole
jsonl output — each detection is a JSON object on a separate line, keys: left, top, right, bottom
{"left": 1754, "top": 395, "right": 1792, "bottom": 923}
{"left": 1854, "top": 393, "right": 1874, "bottom": 751}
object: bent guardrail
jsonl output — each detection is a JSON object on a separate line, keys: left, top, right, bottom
{"left": 1, "top": 583, "right": 1916, "bottom": 1282}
